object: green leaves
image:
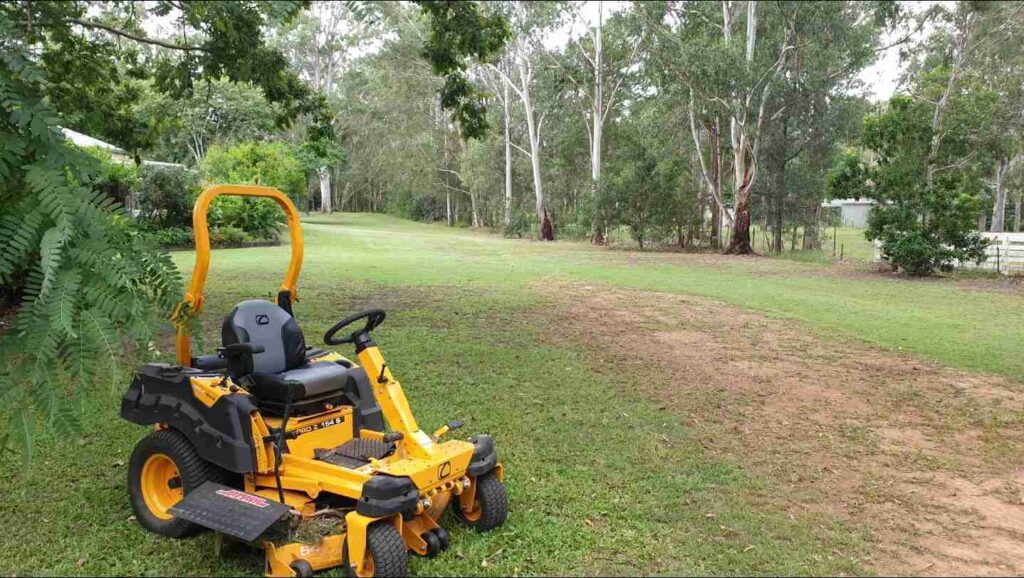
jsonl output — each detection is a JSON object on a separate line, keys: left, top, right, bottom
{"left": 1, "top": 33, "right": 182, "bottom": 466}
{"left": 415, "top": 1, "right": 510, "bottom": 140}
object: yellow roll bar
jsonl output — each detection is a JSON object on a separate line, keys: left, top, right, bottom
{"left": 173, "top": 185, "right": 304, "bottom": 366}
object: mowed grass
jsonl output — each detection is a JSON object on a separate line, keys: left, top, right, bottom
{"left": 1, "top": 212, "right": 1020, "bottom": 576}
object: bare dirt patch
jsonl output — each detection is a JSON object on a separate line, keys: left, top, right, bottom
{"left": 538, "top": 281, "right": 1024, "bottom": 575}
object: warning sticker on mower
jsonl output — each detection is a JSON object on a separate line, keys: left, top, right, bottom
{"left": 215, "top": 488, "right": 270, "bottom": 508}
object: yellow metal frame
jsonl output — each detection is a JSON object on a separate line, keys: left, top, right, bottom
{"left": 174, "top": 184, "right": 304, "bottom": 366}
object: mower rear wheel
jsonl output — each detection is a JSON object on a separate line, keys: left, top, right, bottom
{"left": 341, "top": 522, "right": 408, "bottom": 577}
{"left": 128, "top": 428, "right": 230, "bottom": 538}
{"left": 454, "top": 472, "right": 508, "bottom": 532}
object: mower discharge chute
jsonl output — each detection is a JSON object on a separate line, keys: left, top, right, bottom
{"left": 120, "top": 185, "right": 508, "bottom": 577}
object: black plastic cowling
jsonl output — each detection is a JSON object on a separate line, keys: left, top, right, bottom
{"left": 467, "top": 434, "right": 498, "bottom": 476}
{"left": 356, "top": 475, "right": 419, "bottom": 517}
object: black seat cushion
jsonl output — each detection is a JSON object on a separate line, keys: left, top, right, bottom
{"left": 245, "top": 361, "right": 350, "bottom": 401}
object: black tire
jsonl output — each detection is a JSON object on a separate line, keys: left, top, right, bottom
{"left": 454, "top": 472, "right": 508, "bottom": 532}
{"left": 432, "top": 527, "right": 450, "bottom": 551}
{"left": 422, "top": 530, "right": 440, "bottom": 558}
{"left": 342, "top": 522, "right": 408, "bottom": 577}
{"left": 290, "top": 559, "right": 314, "bottom": 578}
{"left": 128, "top": 428, "right": 230, "bottom": 538}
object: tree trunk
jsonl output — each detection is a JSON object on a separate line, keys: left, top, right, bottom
{"left": 318, "top": 166, "right": 332, "bottom": 214}
{"left": 590, "top": 7, "right": 605, "bottom": 245}
{"left": 520, "top": 64, "right": 548, "bottom": 239}
{"left": 470, "top": 190, "right": 480, "bottom": 228}
{"left": 445, "top": 189, "right": 452, "bottom": 226}
{"left": 728, "top": 193, "right": 753, "bottom": 255}
{"left": 991, "top": 157, "right": 1008, "bottom": 232}
{"left": 709, "top": 122, "right": 722, "bottom": 249}
{"left": 503, "top": 77, "right": 513, "bottom": 229}
{"left": 726, "top": 159, "right": 756, "bottom": 254}
{"left": 1015, "top": 190, "right": 1022, "bottom": 232}
{"left": 540, "top": 209, "right": 554, "bottom": 241}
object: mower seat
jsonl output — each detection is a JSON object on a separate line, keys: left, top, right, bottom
{"left": 222, "top": 300, "right": 348, "bottom": 414}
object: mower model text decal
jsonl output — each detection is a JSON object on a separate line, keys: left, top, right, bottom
{"left": 216, "top": 488, "right": 270, "bottom": 508}
{"left": 290, "top": 416, "right": 345, "bottom": 436}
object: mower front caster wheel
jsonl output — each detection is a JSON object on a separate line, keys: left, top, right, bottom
{"left": 455, "top": 471, "right": 508, "bottom": 532}
{"left": 342, "top": 522, "right": 408, "bottom": 577}
{"left": 423, "top": 530, "right": 441, "bottom": 558}
{"left": 128, "top": 428, "right": 230, "bottom": 538}
{"left": 290, "top": 559, "right": 314, "bottom": 578}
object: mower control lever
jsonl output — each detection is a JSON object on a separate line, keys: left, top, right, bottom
{"left": 323, "top": 308, "right": 387, "bottom": 347}
{"left": 432, "top": 420, "right": 464, "bottom": 440}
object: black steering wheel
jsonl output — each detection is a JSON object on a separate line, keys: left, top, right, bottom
{"left": 324, "top": 308, "right": 387, "bottom": 346}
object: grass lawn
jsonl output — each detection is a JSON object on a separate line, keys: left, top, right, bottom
{"left": 1, "top": 213, "right": 1020, "bottom": 576}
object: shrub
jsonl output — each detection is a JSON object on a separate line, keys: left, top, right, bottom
{"left": 209, "top": 225, "right": 252, "bottom": 247}
{"left": 201, "top": 141, "right": 306, "bottom": 204}
{"left": 830, "top": 95, "right": 989, "bottom": 275}
{"left": 147, "top": 226, "right": 194, "bottom": 248}
{"left": 85, "top": 147, "right": 140, "bottom": 206}
{"left": 137, "top": 166, "right": 201, "bottom": 228}
{"left": 208, "top": 196, "right": 281, "bottom": 240}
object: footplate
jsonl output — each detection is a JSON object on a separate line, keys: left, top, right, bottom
{"left": 169, "top": 482, "right": 290, "bottom": 542}
{"left": 314, "top": 438, "right": 392, "bottom": 470}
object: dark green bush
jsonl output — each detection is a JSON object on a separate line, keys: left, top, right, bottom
{"left": 208, "top": 196, "right": 282, "bottom": 240}
{"left": 137, "top": 166, "right": 201, "bottom": 228}
{"left": 146, "top": 227, "right": 194, "bottom": 248}
{"left": 210, "top": 225, "right": 252, "bottom": 247}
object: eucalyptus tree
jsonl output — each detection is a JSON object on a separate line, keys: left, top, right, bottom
{"left": 485, "top": 1, "right": 564, "bottom": 240}
{"left": 276, "top": 2, "right": 370, "bottom": 213}
{"left": 754, "top": 2, "right": 881, "bottom": 251}
{"left": 557, "top": 2, "right": 646, "bottom": 243}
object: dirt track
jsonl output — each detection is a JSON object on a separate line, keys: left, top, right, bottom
{"left": 541, "top": 281, "right": 1024, "bottom": 575}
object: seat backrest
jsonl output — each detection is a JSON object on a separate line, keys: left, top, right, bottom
{"left": 222, "top": 300, "right": 306, "bottom": 375}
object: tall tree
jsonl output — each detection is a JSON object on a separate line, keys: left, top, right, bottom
{"left": 559, "top": 2, "right": 645, "bottom": 244}
{"left": 486, "top": 1, "right": 561, "bottom": 240}
{"left": 278, "top": 3, "right": 368, "bottom": 213}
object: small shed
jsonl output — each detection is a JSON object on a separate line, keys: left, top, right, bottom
{"left": 822, "top": 198, "right": 876, "bottom": 228}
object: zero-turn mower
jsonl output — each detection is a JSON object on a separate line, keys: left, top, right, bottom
{"left": 120, "top": 185, "right": 507, "bottom": 577}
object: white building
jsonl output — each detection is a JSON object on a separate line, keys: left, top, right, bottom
{"left": 822, "top": 198, "right": 876, "bottom": 228}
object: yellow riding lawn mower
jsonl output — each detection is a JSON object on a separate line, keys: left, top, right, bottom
{"left": 120, "top": 185, "right": 507, "bottom": 577}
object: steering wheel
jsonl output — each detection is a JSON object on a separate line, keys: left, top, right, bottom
{"left": 324, "top": 308, "right": 387, "bottom": 346}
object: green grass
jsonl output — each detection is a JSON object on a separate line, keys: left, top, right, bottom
{"left": 2, "top": 212, "right": 1021, "bottom": 576}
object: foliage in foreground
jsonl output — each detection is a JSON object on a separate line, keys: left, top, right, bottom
{"left": 0, "top": 51, "right": 182, "bottom": 461}
{"left": 0, "top": 0, "right": 315, "bottom": 462}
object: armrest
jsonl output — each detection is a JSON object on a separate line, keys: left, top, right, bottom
{"left": 218, "top": 342, "right": 266, "bottom": 358}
